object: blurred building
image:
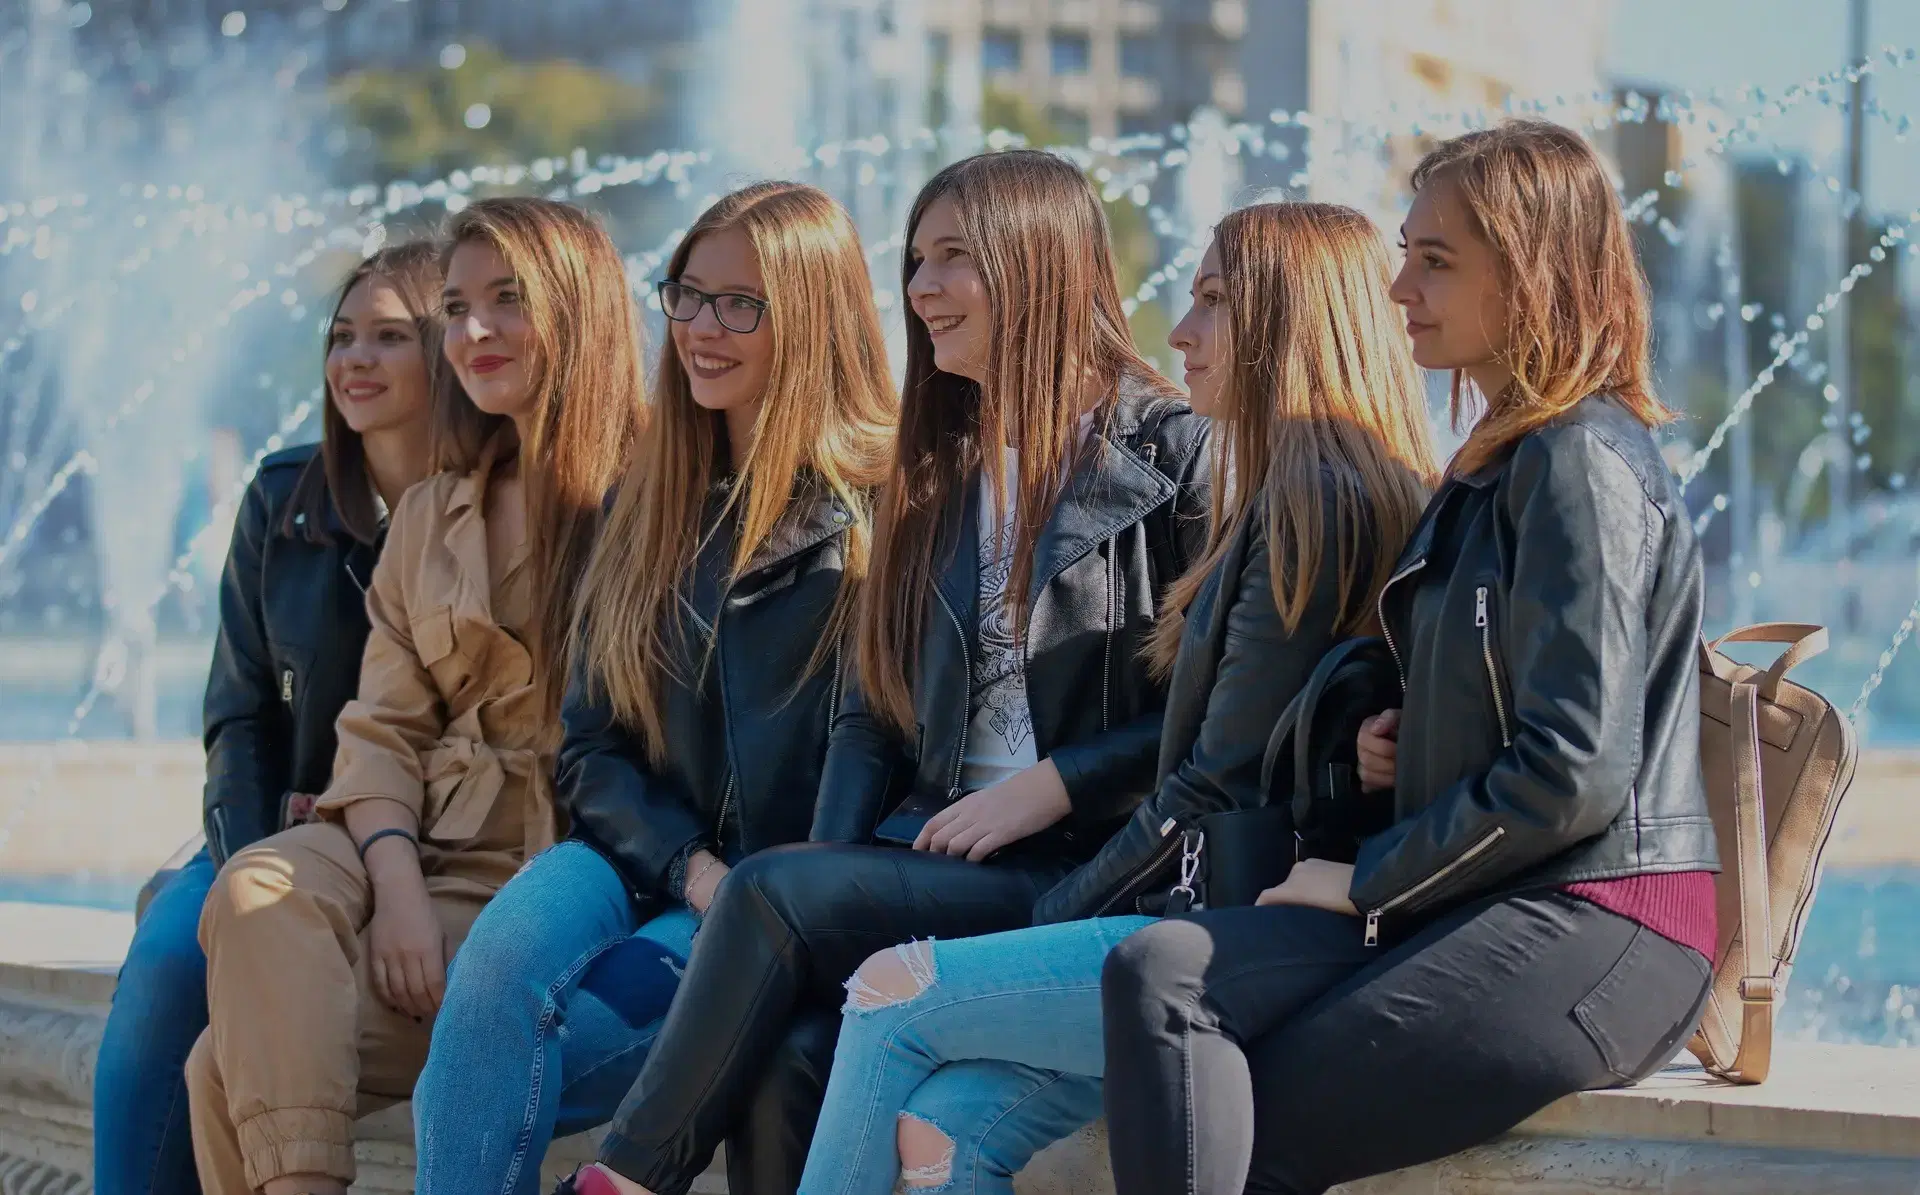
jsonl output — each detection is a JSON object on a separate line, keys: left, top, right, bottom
{"left": 923, "top": 0, "right": 1610, "bottom": 219}
{"left": 922, "top": 0, "right": 1242, "bottom": 142}
{"left": 1239, "top": 0, "right": 1614, "bottom": 224}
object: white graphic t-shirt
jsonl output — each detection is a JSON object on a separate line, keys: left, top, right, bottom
{"left": 960, "top": 445, "right": 1039, "bottom": 793}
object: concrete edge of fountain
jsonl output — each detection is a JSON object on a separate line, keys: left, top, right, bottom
{"left": 2, "top": 961, "right": 1917, "bottom": 1194}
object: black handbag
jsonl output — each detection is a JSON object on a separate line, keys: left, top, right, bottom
{"left": 1162, "top": 637, "right": 1401, "bottom": 913}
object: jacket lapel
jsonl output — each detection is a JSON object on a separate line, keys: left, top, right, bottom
{"left": 739, "top": 487, "right": 852, "bottom": 581}
{"left": 441, "top": 453, "right": 497, "bottom": 618}
{"left": 1027, "top": 432, "right": 1175, "bottom": 607}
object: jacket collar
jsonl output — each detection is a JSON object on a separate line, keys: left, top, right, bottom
{"left": 441, "top": 432, "right": 516, "bottom": 614}
{"left": 1028, "top": 430, "right": 1172, "bottom": 604}
{"left": 738, "top": 481, "right": 853, "bottom": 581}
{"left": 930, "top": 377, "right": 1179, "bottom": 622}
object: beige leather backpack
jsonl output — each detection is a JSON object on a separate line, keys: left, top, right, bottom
{"left": 1690, "top": 623, "right": 1860, "bottom": 1084}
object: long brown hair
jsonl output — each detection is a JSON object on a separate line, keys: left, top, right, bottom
{"left": 285, "top": 241, "right": 446, "bottom": 544}
{"left": 1412, "top": 120, "right": 1670, "bottom": 476}
{"left": 1147, "top": 204, "right": 1440, "bottom": 674}
{"left": 573, "top": 182, "right": 896, "bottom": 760}
{"left": 438, "top": 197, "right": 646, "bottom": 717}
{"left": 858, "top": 149, "right": 1179, "bottom": 735}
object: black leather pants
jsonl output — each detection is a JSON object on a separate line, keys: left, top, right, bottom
{"left": 597, "top": 842, "right": 1072, "bottom": 1195}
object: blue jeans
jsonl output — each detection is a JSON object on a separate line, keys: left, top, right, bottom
{"left": 413, "top": 840, "right": 698, "bottom": 1195}
{"left": 94, "top": 848, "right": 218, "bottom": 1195}
{"left": 798, "top": 915, "right": 1154, "bottom": 1195}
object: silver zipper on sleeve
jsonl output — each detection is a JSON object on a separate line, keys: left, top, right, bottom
{"left": 1475, "top": 587, "right": 1511, "bottom": 747}
{"left": 1092, "top": 816, "right": 1183, "bottom": 916}
{"left": 714, "top": 772, "right": 736, "bottom": 845}
{"left": 1363, "top": 826, "right": 1506, "bottom": 946}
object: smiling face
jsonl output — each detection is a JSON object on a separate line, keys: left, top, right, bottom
{"left": 442, "top": 239, "right": 536, "bottom": 420}
{"left": 671, "top": 225, "right": 775, "bottom": 424}
{"left": 905, "top": 195, "right": 991, "bottom": 383}
{"left": 1389, "top": 175, "right": 1511, "bottom": 391}
{"left": 1168, "top": 239, "right": 1227, "bottom": 418}
{"left": 325, "top": 274, "right": 433, "bottom": 437}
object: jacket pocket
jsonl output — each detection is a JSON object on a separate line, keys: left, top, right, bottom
{"left": 411, "top": 605, "right": 458, "bottom": 666}
{"left": 409, "top": 604, "right": 472, "bottom": 695}
{"left": 1572, "top": 924, "right": 1714, "bottom": 1084}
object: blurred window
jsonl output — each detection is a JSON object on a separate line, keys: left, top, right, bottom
{"left": 1050, "top": 31, "right": 1091, "bottom": 75}
{"left": 983, "top": 28, "right": 1022, "bottom": 73}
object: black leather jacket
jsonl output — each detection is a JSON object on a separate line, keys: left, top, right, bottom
{"left": 810, "top": 381, "right": 1212, "bottom": 862}
{"left": 1352, "top": 395, "right": 1718, "bottom": 942}
{"left": 202, "top": 445, "right": 382, "bottom": 867}
{"left": 557, "top": 485, "right": 855, "bottom": 913}
{"left": 1034, "top": 482, "right": 1360, "bottom": 922}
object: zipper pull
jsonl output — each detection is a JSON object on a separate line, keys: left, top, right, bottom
{"left": 1474, "top": 586, "right": 1488, "bottom": 628}
{"left": 1364, "top": 909, "right": 1382, "bottom": 947}
{"left": 280, "top": 669, "right": 294, "bottom": 705}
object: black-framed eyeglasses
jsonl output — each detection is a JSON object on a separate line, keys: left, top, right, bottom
{"left": 656, "top": 281, "right": 770, "bottom": 334}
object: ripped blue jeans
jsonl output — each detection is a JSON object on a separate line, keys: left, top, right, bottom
{"left": 413, "top": 840, "right": 699, "bottom": 1195}
{"left": 797, "top": 915, "right": 1154, "bottom": 1195}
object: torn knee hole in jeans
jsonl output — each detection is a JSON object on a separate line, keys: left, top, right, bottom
{"left": 895, "top": 1111, "right": 955, "bottom": 1190}
{"left": 842, "top": 939, "right": 938, "bottom": 1013}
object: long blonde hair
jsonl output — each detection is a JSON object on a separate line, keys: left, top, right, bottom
{"left": 1148, "top": 203, "right": 1439, "bottom": 674}
{"left": 574, "top": 182, "right": 896, "bottom": 760}
{"left": 858, "top": 149, "right": 1180, "bottom": 736}
{"left": 438, "top": 198, "right": 646, "bottom": 718}
{"left": 1412, "top": 121, "right": 1670, "bottom": 477}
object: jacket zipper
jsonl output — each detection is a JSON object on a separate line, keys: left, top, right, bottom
{"left": 1093, "top": 815, "right": 1185, "bottom": 916}
{"left": 280, "top": 668, "right": 295, "bottom": 705}
{"left": 1375, "top": 558, "right": 1427, "bottom": 692}
{"left": 828, "top": 636, "right": 844, "bottom": 721}
{"left": 932, "top": 583, "right": 972, "bottom": 799}
{"left": 1101, "top": 538, "right": 1116, "bottom": 732}
{"left": 1363, "top": 825, "right": 1506, "bottom": 946}
{"left": 714, "top": 772, "right": 736, "bottom": 847}
{"left": 1475, "top": 587, "right": 1511, "bottom": 747}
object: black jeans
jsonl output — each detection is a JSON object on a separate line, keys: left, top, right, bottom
{"left": 1101, "top": 890, "right": 1713, "bottom": 1195}
{"left": 598, "top": 841, "right": 1072, "bottom": 1195}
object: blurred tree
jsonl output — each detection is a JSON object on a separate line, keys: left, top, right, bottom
{"left": 1681, "top": 162, "right": 1913, "bottom": 554}
{"left": 981, "top": 85, "right": 1175, "bottom": 370}
{"left": 330, "top": 42, "right": 655, "bottom": 180}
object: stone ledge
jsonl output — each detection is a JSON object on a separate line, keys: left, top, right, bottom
{"left": 4, "top": 961, "right": 1917, "bottom": 1194}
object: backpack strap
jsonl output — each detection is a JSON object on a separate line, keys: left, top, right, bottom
{"left": 1703, "top": 623, "right": 1828, "bottom": 701}
{"left": 1701, "top": 621, "right": 1825, "bottom": 1084}
{"left": 1726, "top": 674, "right": 1775, "bottom": 1084}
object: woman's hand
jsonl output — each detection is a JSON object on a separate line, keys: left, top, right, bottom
{"left": 1255, "top": 858, "right": 1359, "bottom": 917}
{"left": 1356, "top": 709, "right": 1400, "bottom": 793}
{"left": 366, "top": 860, "right": 447, "bottom": 1019}
{"left": 915, "top": 759, "right": 1072, "bottom": 862}
{"left": 684, "top": 850, "right": 730, "bottom": 917}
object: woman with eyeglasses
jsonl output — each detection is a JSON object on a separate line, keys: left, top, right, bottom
{"left": 561, "top": 147, "right": 1212, "bottom": 1195}
{"left": 412, "top": 182, "right": 896, "bottom": 1195}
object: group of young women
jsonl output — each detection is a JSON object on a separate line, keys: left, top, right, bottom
{"left": 94, "top": 117, "right": 1719, "bottom": 1195}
